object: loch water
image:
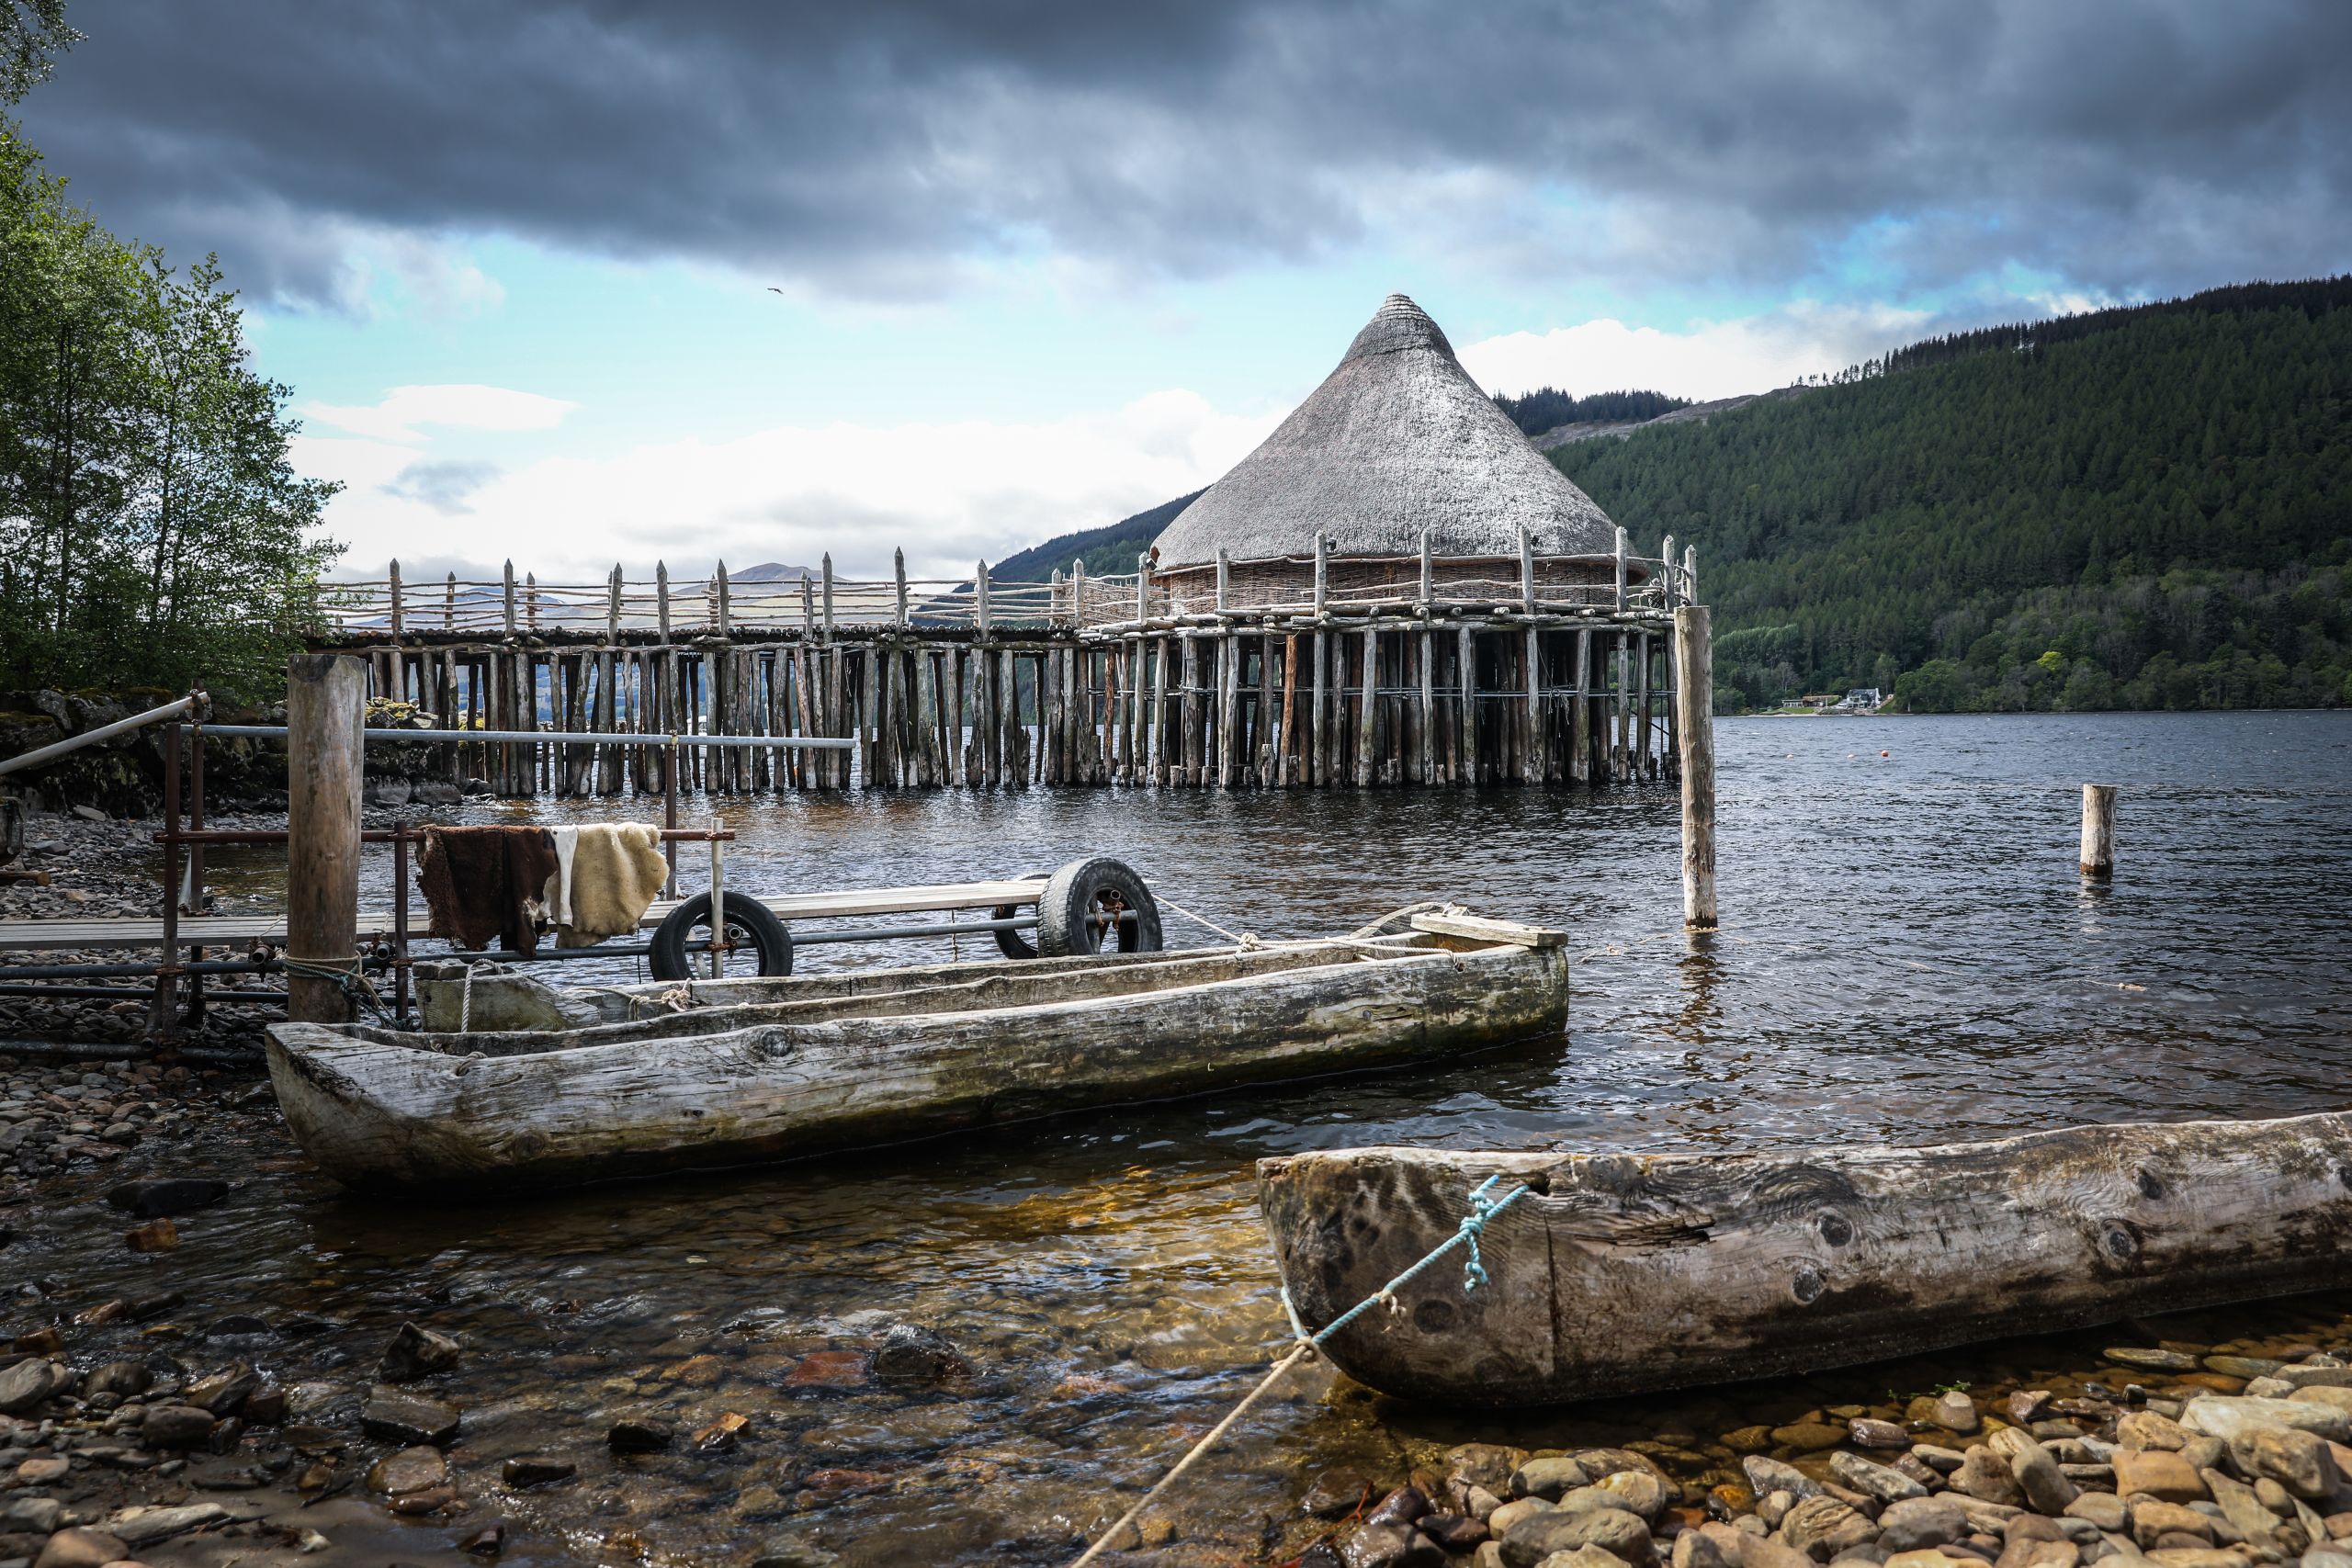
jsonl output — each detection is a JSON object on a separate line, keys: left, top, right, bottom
{"left": 23, "top": 711, "right": 2352, "bottom": 1566}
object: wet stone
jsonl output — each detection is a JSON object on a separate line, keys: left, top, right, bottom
{"left": 1498, "top": 1505, "right": 1651, "bottom": 1567}
{"left": 1517, "top": 1458, "right": 1596, "bottom": 1502}
{"left": 606, "top": 1415, "right": 674, "bottom": 1453}
{"left": 1879, "top": 1498, "right": 1973, "bottom": 1552}
{"left": 1834, "top": 1451, "right": 1928, "bottom": 1503}
{"left": 782, "top": 1350, "right": 871, "bottom": 1392}
{"left": 1953, "top": 1450, "right": 2026, "bottom": 1507}
{"left": 2109, "top": 1349, "right": 2204, "bottom": 1373}
{"left": 868, "top": 1324, "right": 972, "bottom": 1389}
{"left": 1851, "top": 1420, "right": 1911, "bottom": 1450}
{"left": 361, "top": 1389, "right": 459, "bottom": 1446}
{"left": 106, "top": 1178, "right": 230, "bottom": 1218}
{"left": 1306, "top": 1471, "right": 1378, "bottom": 1518}
{"left": 502, "top": 1455, "right": 576, "bottom": 1487}
{"left": 1782, "top": 1496, "right": 1878, "bottom": 1559}
{"left": 1745, "top": 1457, "right": 1826, "bottom": 1502}
{"left": 378, "top": 1323, "right": 461, "bottom": 1383}
{"left": 139, "top": 1404, "right": 215, "bottom": 1449}
{"left": 183, "top": 1363, "right": 257, "bottom": 1415}
{"left": 367, "top": 1445, "right": 447, "bottom": 1496}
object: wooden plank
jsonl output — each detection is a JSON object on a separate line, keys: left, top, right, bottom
{"left": 1408, "top": 910, "right": 1566, "bottom": 948}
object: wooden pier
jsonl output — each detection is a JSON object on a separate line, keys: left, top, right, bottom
{"left": 312, "top": 528, "right": 1701, "bottom": 795}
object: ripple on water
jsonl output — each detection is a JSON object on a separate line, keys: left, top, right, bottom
{"left": 19, "top": 711, "right": 2352, "bottom": 1562}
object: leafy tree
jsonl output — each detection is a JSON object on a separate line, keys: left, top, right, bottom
{"left": 0, "top": 124, "right": 340, "bottom": 698}
{"left": 0, "top": 0, "right": 74, "bottom": 105}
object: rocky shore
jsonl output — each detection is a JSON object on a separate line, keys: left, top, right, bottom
{"left": 1287, "top": 1355, "right": 2352, "bottom": 1568}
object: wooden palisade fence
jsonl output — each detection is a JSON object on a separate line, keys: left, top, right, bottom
{"left": 319, "top": 528, "right": 1702, "bottom": 796}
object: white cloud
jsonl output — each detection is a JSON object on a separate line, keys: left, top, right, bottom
{"left": 1456, "top": 301, "right": 1939, "bottom": 403}
{"left": 308, "top": 389, "right": 1279, "bottom": 583}
{"left": 301, "top": 384, "right": 580, "bottom": 444}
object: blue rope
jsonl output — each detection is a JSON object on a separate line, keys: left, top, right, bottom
{"left": 1287, "top": 1173, "right": 1531, "bottom": 1348}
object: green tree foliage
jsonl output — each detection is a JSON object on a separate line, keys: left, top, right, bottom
{"left": 0, "top": 0, "right": 75, "bottom": 105}
{"left": 1492, "top": 386, "right": 1689, "bottom": 436}
{"left": 1549, "top": 278, "right": 2352, "bottom": 712}
{"left": 0, "top": 124, "right": 340, "bottom": 698}
{"left": 990, "top": 490, "right": 1204, "bottom": 583}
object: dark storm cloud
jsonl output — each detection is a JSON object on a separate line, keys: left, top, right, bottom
{"left": 14, "top": 0, "right": 2349, "bottom": 308}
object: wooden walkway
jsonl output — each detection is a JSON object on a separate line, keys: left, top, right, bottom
{"left": 0, "top": 877, "right": 1048, "bottom": 953}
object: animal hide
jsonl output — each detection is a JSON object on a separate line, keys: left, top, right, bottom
{"left": 548, "top": 823, "right": 671, "bottom": 947}
{"left": 415, "top": 827, "right": 559, "bottom": 954}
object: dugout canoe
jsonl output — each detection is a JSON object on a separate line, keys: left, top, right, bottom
{"left": 266, "top": 913, "right": 1568, "bottom": 1195}
{"left": 1258, "top": 1112, "right": 2352, "bottom": 1406}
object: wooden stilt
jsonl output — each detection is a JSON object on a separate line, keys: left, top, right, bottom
{"left": 286, "top": 653, "right": 365, "bottom": 1024}
{"left": 1675, "top": 605, "right": 1717, "bottom": 930}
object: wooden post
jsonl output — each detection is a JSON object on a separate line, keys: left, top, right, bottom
{"left": 286, "top": 654, "right": 367, "bottom": 1023}
{"left": 1179, "top": 634, "right": 1201, "bottom": 786}
{"left": 715, "top": 561, "right": 732, "bottom": 637}
{"left": 1136, "top": 550, "right": 1151, "bottom": 626}
{"left": 1419, "top": 528, "right": 1433, "bottom": 607}
{"left": 388, "top": 558, "right": 405, "bottom": 639}
{"left": 1276, "top": 634, "right": 1298, "bottom": 786}
{"left": 1216, "top": 547, "right": 1230, "bottom": 614}
{"left": 1313, "top": 533, "right": 1329, "bottom": 615}
{"left": 1634, "top": 630, "right": 1653, "bottom": 776}
{"left": 2081, "top": 784, "right": 2117, "bottom": 878}
{"left": 1614, "top": 525, "right": 1628, "bottom": 613}
{"left": 1355, "top": 627, "right": 1377, "bottom": 787}
{"left": 443, "top": 570, "right": 456, "bottom": 630}
{"left": 503, "top": 559, "right": 518, "bottom": 637}
{"left": 1309, "top": 628, "right": 1328, "bottom": 787}
{"left": 1520, "top": 527, "right": 1535, "bottom": 614}
{"left": 1675, "top": 605, "right": 1717, "bottom": 930}
{"left": 821, "top": 554, "right": 836, "bottom": 639}
{"left": 1416, "top": 626, "right": 1434, "bottom": 784}
{"left": 1218, "top": 632, "right": 1240, "bottom": 787}
{"left": 526, "top": 572, "right": 540, "bottom": 633}
{"left": 1457, "top": 624, "right": 1477, "bottom": 786}
{"left": 1522, "top": 626, "right": 1543, "bottom": 785}
{"left": 1660, "top": 535, "right": 1677, "bottom": 608}
{"left": 976, "top": 559, "right": 992, "bottom": 637}
{"left": 1570, "top": 626, "right": 1592, "bottom": 784}
{"left": 895, "top": 549, "right": 910, "bottom": 630}
{"left": 656, "top": 561, "right": 672, "bottom": 643}
{"left": 802, "top": 575, "right": 815, "bottom": 638}
{"left": 606, "top": 564, "right": 623, "bottom": 643}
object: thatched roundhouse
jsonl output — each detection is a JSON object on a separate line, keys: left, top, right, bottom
{"left": 1148, "top": 294, "right": 1635, "bottom": 615}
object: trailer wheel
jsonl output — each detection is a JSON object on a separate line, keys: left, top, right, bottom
{"left": 1035, "top": 857, "right": 1161, "bottom": 957}
{"left": 990, "top": 871, "right": 1046, "bottom": 959}
{"left": 649, "top": 892, "right": 793, "bottom": 981}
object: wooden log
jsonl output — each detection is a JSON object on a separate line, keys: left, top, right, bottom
{"left": 1277, "top": 634, "right": 1299, "bottom": 786}
{"left": 2082, "top": 784, "right": 2117, "bottom": 877}
{"left": 860, "top": 646, "right": 880, "bottom": 788}
{"left": 1417, "top": 627, "right": 1434, "bottom": 785}
{"left": 1150, "top": 637, "right": 1170, "bottom": 785}
{"left": 656, "top": 560, "right": 672, "bottom": 643}
{"left": 1310, "top": 629, "right": 1329, "bottom": 787}
{"left": 1257, "top": 631, "right": 1276, "bottom": 786}
{"left": 1634, "top": 629, "right": 1654, "bottom": 778}
{"left": 915, "top": 644, "right": 940, "bottom": 787}
{"left": 285, "top": 653, "right": 366, "bottom": 1024}
{"left": 1570, "top": 627, "right": 1592, "bottom": 784}
{"left": 1171, "top": 634, "right": 1195, "bottom": 785}
{"left": 1355, "top": 626, "right": 1377, "bottom": 788}
{"left": 1675, "top": 604, "right": 1717, "bottom": 929}
{"left": 1258, "top": 1110, "right": 2352, "bottom": 1406}
{"left": 1042, "top": 643, "right": 1062, "bottom": 785}
{"left": 1615, "top": 631, "right": 1634, "bottom": 781}
{"left": 1217, "top": 632, "right": 1239, "bottom": 788}
{"left": 503, "top": 559, "right": 517, "bottom": 637}
{"left": 1521, "top": 626, "right": 1542, "bottom": 786}
{"left": 1457, "top": 624, "right": 1477, "bottom": 787}
{"left": 268, "top": 936, "right": 1567, "bottom": 1193}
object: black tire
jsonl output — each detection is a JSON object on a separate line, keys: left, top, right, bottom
{"left": 648, "top": 891, "right": 793, "bottom": 981}
{"left": 1035, "top": 856, "right": 1161, "bottom": 957}
{"left": 990, "top": 870, "right": 1047, "bottom": 959}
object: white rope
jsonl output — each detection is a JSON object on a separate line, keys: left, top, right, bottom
{"left": 1065, "top": 1341, "right": 1317, "bottom": 1568}
{"left": 1153, "top": 894, "right": 1249, "bottom": 945}
{"left": 458, "top": 963, "right": 475, "bottom": 1032}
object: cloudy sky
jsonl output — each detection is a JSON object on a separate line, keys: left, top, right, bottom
{"left": 17, "top": 0, "right": 2350, "bottom": 581}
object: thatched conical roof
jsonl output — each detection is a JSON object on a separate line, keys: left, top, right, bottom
{"left": 1152, "top": 294, "right": 1619, "bottom": 569}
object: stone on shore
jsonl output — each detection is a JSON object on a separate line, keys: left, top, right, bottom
{"left": 1832, "top": 1451, "right": 1927, "bottom": 1503}
{"left": 607, "top": 1415, "right": 675, "bottom": 1453}
{"left": 367, "top": 1446, "right": 448, "bottom": 1495}
{"left": 0, "top": 1358, "right": 68, "bottom": 1416}
{"left": 502, "top": 1455, "right": 576, "bottom": 1487}
{"left": 1781, "top": 1495, "right": 1877, "bottom": 1559}
{"left": 2182, "top": 1396, "right": 2350, "bottom": 1445}
{"left": 378, "top": 1322, "right": 461, "bottom": 1382}
{"left": 106, "top": 1505, "right": 230, "bottom": 1547}
{"left": 1877, "top": 1498, "right": 1972, "bottom": 1552}
{"left": 139, "top": 1404, "right": 216, "bottom": 1449}
{"left": 361, "top": 1388, "right": 460, "bottom": 1446}
{"left": 34, "top": 1529, "right": 129, "bottom": 1568}
{"left": 1498, "top": 1505, "right": 1651, "bottom": 1567}
{"left": 1516, "top": 1458, "right": 1595, "bottom": 1502}
{"left": 2111, "top": 1449, "right": 2207, "bottom": 1501}
{"left": 1744, "top": 1457, "right": 1826, "bottom": 1502}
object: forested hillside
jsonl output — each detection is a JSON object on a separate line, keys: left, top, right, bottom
{"left": 991, "top": 490, "right": 1202, "bottom": 583}
{"left": 1549, "top": 278, "right": 2352, "bottom": 712}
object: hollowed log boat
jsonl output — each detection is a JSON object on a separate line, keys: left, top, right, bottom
{"left": 266, "top": 913, "right": 1567, "bottom": 1195}
{"left": 1258, "top": 1113, "right": 2352, "bottom": 1406}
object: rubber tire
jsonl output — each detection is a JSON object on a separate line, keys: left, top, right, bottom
{"left": 1035, "top": 856, "right": 1162, "bottom": 957}
{"left": 990, "top": 870, "right": 1048, "bottom": 960}
{"left": 648, "top": 891, "right": 794, "bottom": 981}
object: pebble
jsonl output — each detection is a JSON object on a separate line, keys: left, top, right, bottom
{"left": 502, "top": 1455, "right": 576, "bottom": 1487}
{"left": 360, "top": 1388, "right": 460, "bottom": 1446}
{"left": 2106, "top": 1348, "right": 2203, "bottom": 1372}
{"left": 607, "top": 1415, "right": 675, "bottom": 1453}
{"left": 378, "top": 1322, "right": 462, "bottom": 1382}
{"left": 366, "top": 1445, "right": 448, "bottom": 1495}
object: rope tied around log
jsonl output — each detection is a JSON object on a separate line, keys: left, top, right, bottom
{"left": 281, "top": 954, "right": 405, "bottom": 1028}
{"left": 1063, "top": 1173, "right": 1532, "bottom": 1568}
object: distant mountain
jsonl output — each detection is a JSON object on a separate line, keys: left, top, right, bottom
{"left": 990, "top": 490, "right": 1205, "bottom": 583}
{"left": 729, "top": 562, "right": 818, "bottom": 581}
{"left": 1549, "top": 276, "right": 2352, "bottom": 712}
